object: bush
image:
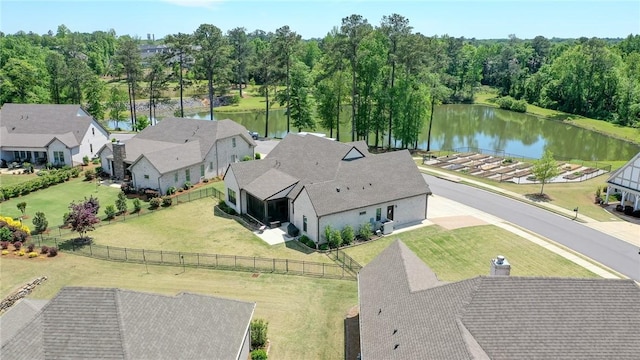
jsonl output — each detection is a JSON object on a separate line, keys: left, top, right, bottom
{"left": 32, "top": 211, "right": 48, "bottom": 234}
{"left": 41, "top": 245, "right": 49, "bottom": 254}
{"left": 0, "top": 241, "right": 9, "bottom": 250}
{"left": 84, "top": 168, "right": 96, "bottom": 181}
{"left": 183, "top": 181, "right": 192, "bottom": 190}
{"left": 230, "top": 94, "right": 241, "bottom": 105}
{"left": 632, "top": 210, "right": 640, "bottom": 218}
{"left": 166, "top": 186, "right": 177, "bottom": 195}
{"left": 1, "top": 250, "right": 8, "bottom": 255}
{"left": 359, "top": 222, "right": 372, "bottom": 241}
{"left": 0, "top": 228, "right": 12, "bottom": 242}
{"left": 132, "top": 198, "right": 142, "bottom": 213}
{"left": 18, "top": 250, "right": 25, "bottom": 256}
{"left": 328, "top": 229, "right": 343, "bottom": 249}
{"left": 82, "top": 155, "right": 90, "bottom": 166}
{"left": 92, "top": 158, "right": 100, "bottom": 165}
{"left": 28, "top": 251, "right": 38, "bottom": 258}
{"left": 255, "top": 153, "right": 262, "bottom": 160}
{"left": 218, "top": 201, "right": 238, "bottom": 215}
{"left": 251, "top": 349, "right": 268, "bottom": 360}
{"left": 496, "top": 96, "right": 527, "bottom": 113}
{"left": 149, "top": 197, "right": 162, "bottom": 209}
{"left": 27, "top": 243, "right": 35, "bottom": 252}
{"left": 250, "top": 319, "right": 269, "bottom": 349}
{"left": 341, "top": 225, "right": 355, "bottom": 245}
{"left": 116, "top": 191, "right": 128, "bottom": 214}
{"left": 104, "top": 205, "right": 116, "bottom": 219}
{"left": 319, "top": 243, "right": 329, "bottom": 251}
{"left": 13, "top": 241, "right": 22, "bottom": 250}
{"left": 162, "top": 196, "right": 172, "bottom": 207}
{"left": 48, "top": 247, "right": 58, "bottom": 257}
{"left": 242, "top": 155, "right": 253, "bottom": 162}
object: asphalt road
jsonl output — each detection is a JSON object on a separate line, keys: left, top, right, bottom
{"left": 423, "top": 174, "right": 640, "bottom": 281}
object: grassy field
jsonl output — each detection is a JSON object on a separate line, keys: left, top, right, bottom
{"left": 0, "top": 172, "right": 40, "bottom": 187}
{"left": 88, "top": 198, "right": 332, "bottom": 263}
{"left": 344, "top": 225, "right": 599, "bottom": 282}
{"left": 0, "top": 254, "right": 356, "bottom": 360}
{"left": 475, "top": 89, "right": 640, "bottom": 145}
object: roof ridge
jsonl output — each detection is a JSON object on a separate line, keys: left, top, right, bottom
{"left": 114, "top": 289, "right": 130, "bottom": 359}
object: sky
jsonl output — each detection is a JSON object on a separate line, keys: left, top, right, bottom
{"left": 1, "top": 0, "right": 639, "bottom": 40}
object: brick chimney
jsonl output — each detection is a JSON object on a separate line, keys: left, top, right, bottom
{"left": 490, "top": 255, "right": 511, "bottom": 276}
{"left": 112, "top": 141, "right": 127, "bottom": 180}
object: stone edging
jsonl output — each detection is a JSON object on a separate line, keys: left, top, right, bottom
{"left": 0, "top": 276, "right": 47, "bottom": 314}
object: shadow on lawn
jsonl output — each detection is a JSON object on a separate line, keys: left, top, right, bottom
{"left": 285, "top": 239, "right": 316, "bottom": 255}
{"left": 525, "top": 193, "right": 552, "bottom": 202}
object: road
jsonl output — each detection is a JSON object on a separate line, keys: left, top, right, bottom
{"left": 423, "top": 174, "right": 640, "bottom": 281}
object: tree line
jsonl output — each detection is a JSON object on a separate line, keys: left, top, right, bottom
{"left": 1, "top": 17, "right": 639, "bottom": 149}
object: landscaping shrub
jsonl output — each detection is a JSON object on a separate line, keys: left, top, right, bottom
{"left": 250, "top": 319, "right": 269, "bottom": 350}
{"left": 0, "top": 241, "right": 9, "bottom": 250}
{"left": 17, "top": 201, "right": 27, "bottom": 214}
{"left": 132, "top": 198, "right": 142, "bottom": 213}
{"left": 48, "top": 247, "right": 58, "bottom": 257}
{"left": 32, "top": 212, "right": 48, "bottom": 234}
{"left": 84, "top": 168, "right": 97, "bottom": 181}
{"left": 0, "top": 228, "right": 12, "bottom": 242}
{"left": 149, "top": 197, "right": 162, "bottom": 209}
{"left": 1, "top": 250, "right": 8, "bottom": 255}
{"left": 328, "top": 229, "right": 343, "bottom": 249}
{"left": 183, "top": 181, "right": 192, "bottom": 190}
{"left": 92, "top": 158, "right": 100, "bottom": 165}
{"left": 319, "top": 243, "right": 329, "bottom": 251}
{"left": 27, "top": 243, "right": 35, "bottom": 252}
{"left": 242, "top": 155, "right": 253, "bottom": 162}
{"left": 166, "top": 186, "right": 177, "bottom": 195}
{"left": 83, "top": 155, "right": 90, "bottom": 166}
{"left": 162, "top": 196, "right": 172, "bottom": 207}
{"left": 116, "top": 191, "right": 128, "bottom": 214}
{"left": 104, "top": 205, "right": 116, "bottom": 219}
{"left": 41, "top": 245, "right": 49, "bottom": 254}
{"left": 632, "top": 210, "right": 640, "bottom": 218}
{"left": 70, "top": 167, "right": 82, "bottom": 178}
{"left": 14, "top": 241, "right": 22, "bottom": 250}
{"left": 218, "top": 201, "right": 237, "bottom": 215}
{"left": 28, "top": 251, "right": 38, "bottom": 258}
{"left": 251, "top": 349, "right": 268, "bottom": 360}
{"left": 359, "top": 222, "right": 372, "bottom": 241}
{"left": 299, "top": 235, "right": 315, "bottom": 248}
{"left": 341, "top": 225, "right": 354, "bottom": 246}
{"left": 255, "top": 153, "right": 261, "bottom": 160}
{"left": 624, "top": 206, "right": 634, "bottom": 215}
{"left": 496, "top": 96, "right": 526, "bottom": 113}
{"left": 18, "top": 250, "right": 25, "bottom": 256}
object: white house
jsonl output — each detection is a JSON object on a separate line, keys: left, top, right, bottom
{"left": 0, "top": 104, "right": 110, "bottom": 167}
{"left": 605, "top": 151, "right": 640, "bottom": 211}
{"left": 98, "top": 118, "right": 255, "bottom": 194}
{"left": 224, "top": 133, "right": 432, "bottom": 244}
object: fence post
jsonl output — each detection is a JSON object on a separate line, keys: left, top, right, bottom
{"left": 197, "top": 253, "right": 200, "bottom": 267}
{"left": 286, "top": 259, "right": 288, "bottom": 273}
{"left": 89, "top": 243, "right": 92, "bottom": 256}
{"left": 234, "top": 255, "right": 237, "bottom": 268}
{"left": 253, "top": 257, "right": 256, "bottom": 271}
{"left": 161, "top": 250, "right": 163, "bottom": 263}
{"left": 272, "top": 258, "right": 275, "bottom": 273}
{"left": 323, "top": 263, "right": 325, "bottom": 277}
{"left": 107, "top": 246, "right": 110, "bottom": 259}
{"left": 125, "top": 248, "right": 127, "bottom": 261}
{"left": 215, "top": 253, "right": 218, "bottom": 268}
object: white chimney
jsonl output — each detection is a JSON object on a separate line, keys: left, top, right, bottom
{"left": 490, "top": 255, "right": 510, "bottom": 276}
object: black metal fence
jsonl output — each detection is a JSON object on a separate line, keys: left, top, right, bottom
{"left": 35, "top": 237, "right": 357, "bottom": 281}
{"left": 326, "top": 248, "right": 363, "bottom": 276}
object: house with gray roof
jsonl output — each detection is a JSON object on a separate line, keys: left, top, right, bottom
{"left": 224, "top": 133, "right": 432, "bottom": 243}
{"left": 98, "top": 117, "right": 255, "bottom": 194}
{"left": 0, "top": 287, "right": 255, "bottom": 360}
{"left": 605, "top": 151, "right": 640, "bottom": 212}
{"left": 0, "top": 103, "right": 110, "bottom": 167}
{"left": 357, "top": 240, "right": 640, "bottom": 360}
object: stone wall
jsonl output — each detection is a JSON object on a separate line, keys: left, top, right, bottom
{"left": 0, "top": 276, "right": 47, "bottom": 313}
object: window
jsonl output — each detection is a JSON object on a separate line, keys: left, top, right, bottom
{"left": 200, "top": 164, "right": 205, "bottom": 177}
{"left": 232, "top": 137, "right": 236, "bottom": 148}
{"left": 185, "top": 169, "right": 190, "bottom": 182}
{"left": 209, "top": 161, "right": 213, "bottom": 170}
{"left": 228, "top": 189, "right": 237, "bottom": 205}
{"left": 303, "top": 216, "right": 307, "bottom": 232}
{"left": 231, "top": 154, "right": 238, "bottom": 163}
{"left": 90, "top": 144, "right": 93, "bottom": 153}
{"left": 174, "top": 172, "right": 178, "bottom": 183}
{"left": 92, "top": 128, "right": 95, "bottom": 135}
{"left": 144, "top": 175, "right": 149, "bottom": 179}
{"left": 53, "top": 151, "right": 64, "bottom": 164}
{"left": 376, "top": 208, "right": 382, "bottom": 221}
{"left": 359, "top": 211, "right": 367, "bottom": 216}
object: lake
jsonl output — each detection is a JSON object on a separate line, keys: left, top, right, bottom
{"left": 109, "top": 104, "right": 640, "bottom": 161}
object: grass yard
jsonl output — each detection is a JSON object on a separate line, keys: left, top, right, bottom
{"left": 0, "top": 176, "right": 136, "bottom": 230}
{"left": 0, "top": 254, "right": 357, "bottom": 360}
{"left": 344, "top": 225, "right": 599, "bottom": 282}
{"left": 87, "top": 198, "right": 332, "bottom": 263}
{"left": 0, "top": 172, "right": 40, "bottom": 187}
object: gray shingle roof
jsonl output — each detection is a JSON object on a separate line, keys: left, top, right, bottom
{"left": 0, "top": 299, "right": 48, "bottom": 347}
{"left": 119, "top": 118, "right": 255, "bottom": 174}
{"left": 229, "top": 134, "right": 431, "bottom": 212}
{"left": 359, "top": 240, "right": 640, "bottom": 360}
{"left": 0, "top": 287, "right": 255, "bottom": 360}
{"left": 0, "top": 103, "right": 105, "bottom": 148}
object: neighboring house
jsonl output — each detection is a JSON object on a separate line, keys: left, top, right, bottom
{"left": 224, "top": 133, "right": 432, "bottom": 243}
{"left": 98, "top": 118, "right": 255, "bottom": 194}
{"left": 0, "top": 103, "right": 110, "bottom": 167}
{"left": 357, "top": 240, "right": 640, "bottom": 360}
{"left": 0, "top": 287, "right": 256, "bottom": 360}
{"left": 605, "top": 151, "right": 640, "bottom": 211}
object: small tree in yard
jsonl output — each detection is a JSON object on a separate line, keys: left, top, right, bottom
{"left": 132, "top": 198, "right": 141, "bottom": 213}
{"left": 67, "top": 198, "right": 100, "bottom": 240}
{"left": 116, "top": 191, "right": 128, "bottom": 214}
{"left": 104, "top": 205, "right": 116, "bottom": 219}
{"left": 532, "top": 149, "right": 560, "bottom": 195}
{"left": 341, "top": 225, "right": 355, "bottom": 245}
{"left": 359, "top": 222, "right": 372, "bottom": 241}
{"left": 17, "top": 202, "right": 27, "bottom": 215}
{"left": 250, "top": 319, "right": 269, "bottom": 350}
{"left": 32, "top": 212, "right": 48, "bottom": 234}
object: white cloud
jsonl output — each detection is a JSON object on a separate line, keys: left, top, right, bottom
{"left": 161, "top": 0, "right": 223, "bottom": 8}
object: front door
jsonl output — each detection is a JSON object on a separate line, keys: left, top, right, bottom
{"left": 387, "top": 205, "right": 394, "bottom": 221}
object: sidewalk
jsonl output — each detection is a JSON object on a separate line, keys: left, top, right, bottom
{"left": 418, "top": 165, "right": 640, "bottom": 247}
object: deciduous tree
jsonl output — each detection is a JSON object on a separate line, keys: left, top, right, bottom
{"left": 532, "top": 150, "right": 560, "bottom": 195}
{"left": 67, "top": 197, "right": 100, "bottom": 240}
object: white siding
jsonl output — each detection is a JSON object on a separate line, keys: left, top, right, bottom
{"left": 223, "top": 167, "right": 242, "bottom": 213}
{"left": 215, "top": 136, "right": 254, "bottom": 177}
{"left": 292, "top": 190, "right": 319, "bottom": 242}
{"left": 130, "top": 157, "right": 161, "bottom": 191}
{"left": 74, "top": 120, "right": 110, "bottom": 164}
{"left": 47, "top": 140, "right": 71, "bottom": 166}
{"left": 99, "top": 147, "right": 114, "bottom": 177}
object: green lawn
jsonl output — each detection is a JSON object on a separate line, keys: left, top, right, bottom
{"left": 0, "top": 254, "right": 356, "bottom": 360}
{"left": 0, "top": 176, "right": 135, "bottom": 230}
{"left": 88, "top": 198, "right": 332, "bottom": 263}
{"left": 344, "top": 225, "right": 599, "bottom": 282}
{"left": 0, "top": 172, "right": 39, "bottom": 187}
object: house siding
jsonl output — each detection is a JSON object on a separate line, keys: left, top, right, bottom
{"left": 47, "top": 140, "right": 71, "bottom": 166}
{"left": 292, "top": 190, "right": 319, "bottom": 242}
{"left": 215, "top": 136, "right": 254, "bottom": 177}
{"left": 316, "top": 194, "right": 428, "bottom": 244}
{"left": 131, "top": 157, "right": 161, "bottom": 190}
{"left": 238, "top": 327, "right": 251, "bottom": 360}
{"left": 223, "top": 167, "right": 242, "bottom": 213}
{"left": 75, "top": 120, "right": 109, "bottom": 164}
{"left": 99, "top": 147, "right": 114, "bottom": 177}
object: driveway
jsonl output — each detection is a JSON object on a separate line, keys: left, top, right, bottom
{"left": 423, "top": 174, "right": 640, "bottom": 281}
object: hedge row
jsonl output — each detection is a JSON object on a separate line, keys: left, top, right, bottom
{"left": 0, "top": 168, "right": 81, "bottom": 200}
